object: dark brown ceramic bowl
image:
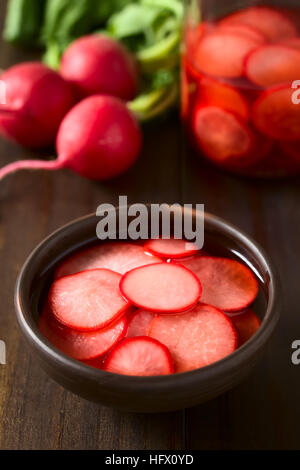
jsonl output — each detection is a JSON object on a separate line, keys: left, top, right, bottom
{"left": 15, "top": 208, "right": 280, "bottom": 413}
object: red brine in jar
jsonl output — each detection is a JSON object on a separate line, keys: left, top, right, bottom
{"left": 182, "top": 5, "right": 300, "bottom": 177}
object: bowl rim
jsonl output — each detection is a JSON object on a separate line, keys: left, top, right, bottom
{"left": 14, "top": 209, "right": 281, "bottom": 390}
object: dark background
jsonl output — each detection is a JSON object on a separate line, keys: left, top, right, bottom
{"left": 0, "top": 0, "right": 300, "bottom": 450}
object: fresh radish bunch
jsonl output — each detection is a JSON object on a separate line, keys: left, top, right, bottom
{"left": 60, "top": 34, "right": 138, "bottom": 101}
{"left": 0, "top": 62, "right": 75, "bottom": 148}
{"left": 0, "top": 95, "right": 142, "bottom": 181}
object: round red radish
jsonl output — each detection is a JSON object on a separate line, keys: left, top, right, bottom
{"left": 104, "top": 336, "right": 174, "bottom": 376}
{"left": 49, "top": 269, "right": 130, "bottom": 331}
{"left": 217, "top": 23, "right": 266, "bottom": 44}
{"left": 245, "top": 45, "right": 300, "bottom": 87}
{"left": 0, "top": 62, "right": 75, "bottom": 148}
{"left": 193, "top": 105, "right": 254, "bottom": 165}
{"left": 60, "top": 34, "right": 138, "bottom": 100}
{"left": 39, "top": 304, "right": 127, "bottom": 360}
{"left": 199, "top": 76, "right": 249, "bottom": 121}
{"left": 178, "top": 256, "right": 258, "bottom": 312}
{"left": 144, "top": 238, "right": 200, "bottom": 259}
{"left": 230, "top": 309, "right": 261, "bottom": 346}
{"left": 194, "top": 30, "right": 261, "bottom": 78}
{"left": 127, "top": 309, "right": 155, "bottom": 338}
{"left": 149, "top": 304, "right": 237, "bottom": 373}
{"left": 253, "top": 85, "right": 300, "bottom": 141}
{"left": 55, "top": 242, "right": 161, "bottom": 279}
{"left": 0, "top": 95, "right": 142, "bottom": 181}
{"left": 120, "top": 262, "right": 202, "bottom": 313}
{"left": 219, "top": 6, "right": 297, "bottom": 43}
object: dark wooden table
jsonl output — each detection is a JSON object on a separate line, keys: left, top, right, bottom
{"left": 1, "top": 2, "right": 300, "bottom": 451}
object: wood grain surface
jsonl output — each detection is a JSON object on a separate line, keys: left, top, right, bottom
{"left": 0, "top": 0, "right": 300, "bottom": 450}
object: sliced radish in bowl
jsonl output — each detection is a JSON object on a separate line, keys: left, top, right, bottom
{"left": 178, "top": 256, "right": 258, "bottom": 312}
{"left": 126, "top": 309, "right": 155, "bottom": 338}
{"left": 39, "top": 304, "right": 127, "bottom": 360}
{"left": 149, "top": 304, "right": 238, "bottom": 373}
{"left": 55, "top": 241, "right": 161, "bottom": 279}
{"left": 144, "top": 238, "right": 200, "bottom": 259}
{"left": 49, "top": 269, "right": 130, "bottom": 331}
{"left": 104, "top": 337, "right": 174, "bottom": 376}
{"left": 120, "top": 262, "right": 202, "bottom": 313}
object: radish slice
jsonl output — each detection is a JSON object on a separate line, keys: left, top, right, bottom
{"left": 194, "top": 30, "right": 260, "bottom": 78}
{"left": 149, "top": 304, "right": 237, "bottom": 373}
{"left": 230, "top": 309, "right": 261, "bottom": 346}
{"left": 253, "top": 85, "right": 300, "bottom": 141}
{"left": 55, "top": 242, "right": 161, "bottom": 279}
{"left": 144, "top": 238, "right": 200, "bottom": 259}
{"left": 199, "top": 76, "right": 249, "bottom": 121}
{"left": 219, "top": 7, "right": 297, "bottom": 43}
{"left": 39, "top": 304, "right": 127, "bottom": 360}
{"left": 49, "top": 269, "right": 130, "bottom": 331}
{"left": 104, "top": 337, "right": 174, "bottom": 376}
{"left": 245, "top": 45, "right": 300, "bottom": 87}
{"left": 217, "top": 23, "right": 266, "bottom": 44}
{"left": 127, "top": 309, "right": 155, "bottom": 337}
{"left": 185, "top": 22, "right": 215, "bottom": 55}
{"left": 178, "top": 256, "right": 258, "bottom": 312}
{"left": 120, "top": 263, "right": 202, "bottom": 313}
{"left": 193, "top": 105, "right": 254, "bottom": 164}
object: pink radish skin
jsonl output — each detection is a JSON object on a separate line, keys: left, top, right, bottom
{"left": 60, "top": 34, "right": 138, "bottom": 100}
{"left": 0, "top": 95, "right": 142, "bottom": 181}
{"left": 0, "top": 62, "right": 75, "bottom": 148}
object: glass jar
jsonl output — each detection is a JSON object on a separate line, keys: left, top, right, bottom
{"left": 181, "top": 0, "right": 300, "bottom": 177}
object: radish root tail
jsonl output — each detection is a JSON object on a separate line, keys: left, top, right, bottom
{"left": 0, "top": 159, "right": 64, "bottom": 180}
